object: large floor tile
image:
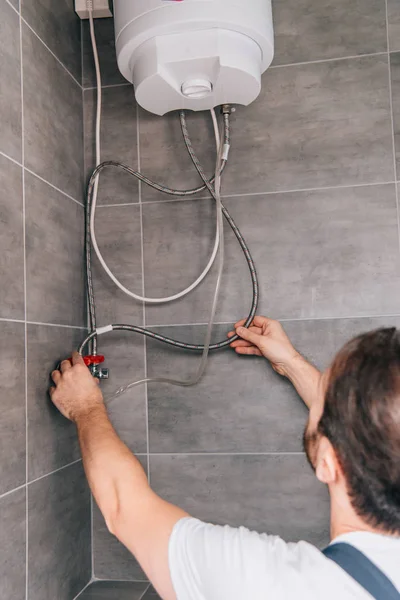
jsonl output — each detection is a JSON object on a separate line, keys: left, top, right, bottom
{"left": 0, "top": 487, "right": 26, "bottom": 600}
{"left": 388, "top": 0, "right": 400, "bottom": 52}
{"left": 0, "top": 155, "right": 24, "bottom": 320}
{"left": 82, "top": 17, "right": 126, "bottom": 87}
{"left": 272, "top": 0, "right": 386, "bottom": 66}
{"left": 224, "top": 55, "right": 393, "bottom": 196}
{"left": 22, "top": 23, "right": 83, "bottom": 199}
{"left": 146, "top": 317, "right": 400, "bottom": 454}
{"left": 25, "top": 173, "right": 85, "bottom": 327}
{"left": 97, "top": 330, "right": 147, "bottom": 455}
{"left": 139, "top": 108, "right": 216, "bottom": 202}
{"left": 144, "top": 185, "right": 400, "bottom": 326}
{"left": 0, "top": 322, "right": 26, "bottom": 496}
{"left": 21, "top": 0, "right": 81, "bottom": 82}
{"left": 79, "top": 581, "right": 149, "bottom": 600}
{"left": 0, "top": 0, "right": 22, "bottom": 161}
{"left": 28, "top": 462, "right": 91, "bottom": 600}
{"left": 93, "top": 456, "right": 148, "bottom": 581}
{"left": 84, "top": 86, "right": 139, "bottom": 205}
{"left": 150, "top": 454, "right": 330, "bottom": 547}
{"left": 26, "top": 324, "right": 84, "bottom": 481}
{"left": 9, "top": 0, "right": 19, "bottom": 10}
{"left": 91, "top": 205, "right": 144, "bottom": 325}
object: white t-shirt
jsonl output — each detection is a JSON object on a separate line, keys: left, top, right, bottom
{"left": 168, "top": 517, "right": 400, "bottom": 600}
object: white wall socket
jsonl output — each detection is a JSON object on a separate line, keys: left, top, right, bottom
{"left": 75, "top": 0, "right": 112, "bottom": 19}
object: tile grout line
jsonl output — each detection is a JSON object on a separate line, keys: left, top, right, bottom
{"left": 84, "top": 82, "right": 132, "bottom": 91}
{"left": 0, "top": 150, "right": 84, "bottom": 207}
{"left": 94, "top": 179, "right": 398, "bottom": 208}
{"left": 138, "top": 583, "right": 152, "bottom": 600}
{"left": 137, "top": 102, "right": 151, "bottom": 481}
{"left": 27, "top": 458, "right": 83, "bottom": 487}
{"left": 24, "top": 167, "right": 84, "bottom": 207}
{"left": 81, "top": 16, "right": 95, "bottom": 583}
{"left": 19, "top": 5, "right": 29, "bottom": 596}
{"left": 72, "top": 579, "right": 93, "bottom": 600}
{"left": 0, "top": 149, "right": 22, "bottom": 167}
{"left": 0, "top": 317, "right": 88, "bottom": 330}
{"left": 149, "top": 452, "right": 305, "bottom": 457}
{"left": 145, "top": 313, "right": 400, "bottom": 329}
{"left": 4, "top": 0, "right": 18, "bottom": 15}
{"left": 0, "top": 483, "right": 27, "bottom": 502}
{"left": 385, "top": 0, "right": 400, "bottom": 260}
{"left": 21, "top": 16, "right": 83, "bottom": 89}
{"left": 269, "top": 51, "right": 388, "bottom": 70}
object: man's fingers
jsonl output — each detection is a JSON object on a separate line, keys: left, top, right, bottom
{"left": 60, "top": 360, "right": 72, "bottom": 373}
{"left": 230, "top": 339, "right": 254, "bottom": 348}
{"left": 72, "top": 352, "right": 86, "bottom": 366}
{"left": 51, "top": 370, "right": 61, "bottom": 384}
{"left": 234, "top": 319, "right": 247, "bottom": 329}
{"left": 236, "top": 326, "right": 263, "bottom": 347}
{"left": 49, "top": 386, "right": 56, "bottom": 396}
{"left": 234, "top": 346, "right": 262, "bottom": 357}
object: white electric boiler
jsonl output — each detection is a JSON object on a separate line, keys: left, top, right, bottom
{"left": 113, "top": 0, "right": 274, "bottom": 115}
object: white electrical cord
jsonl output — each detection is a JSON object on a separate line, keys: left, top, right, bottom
{"left": 87, "top": 10, "right": 220, "bottom": 304}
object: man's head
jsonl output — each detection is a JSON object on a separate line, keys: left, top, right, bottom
{"left": 304, "top": 328, "right": 400, "bottom": 535}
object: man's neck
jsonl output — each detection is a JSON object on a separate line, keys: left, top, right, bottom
{"left": 329, "top": 486, "right": 398, "bottom": 541}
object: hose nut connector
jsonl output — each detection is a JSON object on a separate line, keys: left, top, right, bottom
{"left": 221, "top": 104, "right": 235, "bottom": 115}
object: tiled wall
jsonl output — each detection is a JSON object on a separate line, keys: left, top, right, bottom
{"left": 0, "top": 1, "right": 91, "bottom": 599}
{"left": 82, "top": 0, "right": 400, "bottom": 588}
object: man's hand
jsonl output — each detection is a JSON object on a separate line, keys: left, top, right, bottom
{"left": 228, "top": 316, "right": 301, "bottom": 377}
{"left": 50, "top": 352, "right": 105, "bottom": 422}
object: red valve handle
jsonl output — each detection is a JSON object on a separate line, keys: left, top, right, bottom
{"left": 83, "top": 355, "right": 105, "bottom": 367}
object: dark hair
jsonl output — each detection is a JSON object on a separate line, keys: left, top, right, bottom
{"left": 318, "top": 328, "right": 400, "bottom": 534}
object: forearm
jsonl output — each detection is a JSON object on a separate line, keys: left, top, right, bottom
{"left": 284, "top": 355, "right": 322, "bottom": 410}
{"left": 76, "top": 405, "right": 150, "bottom": 534}
{"left": 76, "top": 405, "right": 187, "bottom": 599}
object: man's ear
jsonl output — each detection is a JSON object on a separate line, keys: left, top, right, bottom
{"left": 315, "top": 436, "right": 339, "bottom": 485}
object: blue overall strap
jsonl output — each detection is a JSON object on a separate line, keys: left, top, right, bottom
{"left": 323, "top": 542, "right": 400, "bottom": 600}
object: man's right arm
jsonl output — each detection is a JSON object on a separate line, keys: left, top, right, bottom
{"left": 228, "top": 316, "right": 322, "bottom": 410}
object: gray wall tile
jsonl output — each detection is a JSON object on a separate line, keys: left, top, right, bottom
{"left": 92, "top": 206, "right": 144, "bottom": 325}
{"left": 0, "top": 155, "right": 24, "bottom": 320}
{"left": 146, "top": 324, "right": 308, "bottom": 454}
{"left": 147, "top": 317, "right": 400, "bottom": 454}
{"left": 391, "top": 52, "right": 400, "bottom": 175}
{"left": 0, "top": 487, "right": 26, "bottom": 600}
{"left": 272, "top": 0, "right": 386, "bottom": 66}
{"left": 27, "top": 324, "right": 83, "bottom": 481}
{"left": 25, "top": 173, "right": 85, "bottom": 327}
{"left": 0, "top": 322, "right": 26, "bottom": 496}
{"left": 388, "top": 0, "right": 400, "bottom": 52}
{"left": 99, "top": 331, "right": 147, "bottom": 455}
{"left": 139, "top": 108, "right": 215, "bottom": 203}
{"left": 28, "top": 462, "right": 91, "bottom": 600}
{"left": 22, "top": 22, "right": 83, "bottom": 199}
{"left": 84, "top": 86, "right": 139, "bottom": 205}
{"left": 144, "top": 185, "right": 400, "bottom": 327}
{"left": 79, "top": 581, "right": 149, "bottom": 600}
{"left": 224, "top": 55, "right": 393, "bottom": 196}
{"left": 0, "top": 0, "right": 22, "bottom": 162}
{"left": 9, "top": 0, "right": 19, "bottom": 10}
{"left": 150, "top": 454, "right": 330, "bottom": 547}
{"left": 93, "top": 455, "right": 148, "bottom": 581}
{"left": 21, "top": 0, "right": 82, "bottom": 82}
{"left": 82, "top": 18, "right": 126, "bottom": 88}
{"left": 143, "top": 588, "right": 160, "bottom": 599}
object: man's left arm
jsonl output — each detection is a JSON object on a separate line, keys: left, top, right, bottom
{"left": 50, "top": 354, "right": 188, "bottom": 600}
